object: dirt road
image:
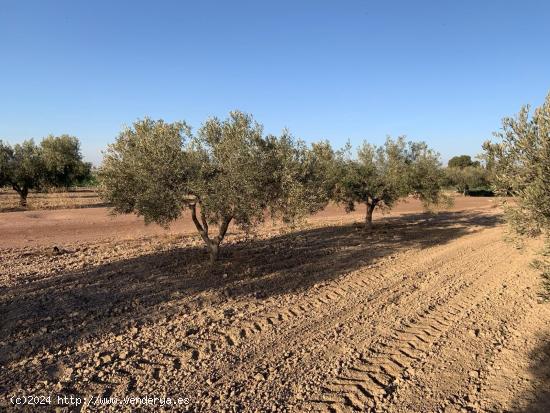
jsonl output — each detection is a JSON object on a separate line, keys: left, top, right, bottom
{"left": 1, "top": 200, "right": 548, "bottom": 412}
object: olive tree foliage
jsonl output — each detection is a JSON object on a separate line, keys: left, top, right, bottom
{"left": 335, "top": 137, "right": 448, "bottom": 229}
{"left": 0, "top": 136, "right": 91, "bottom": 207}
{"left": 41, "top": 135, "right": 92, "bottom": 188}
{"left": 445, "top": 165, "right": 488, "bottom": 195}
{"left": 262, "top": 135, "right": 337, "bottom": 225}
{"left": 484, "top": 93, "right": 550, "bottom": 238}
{"left": 445, "top": 154, "right": 488, "bottom": 195}
{"left": 447, "top": 155, "right": 480, "bottom": 169}
{"left": 99, "top": 119, "right": 194, "bottom": 225}
{"left": 0, "top": 140, "right": 43, "bottom": 206}
{"left": 99, "top": 111, "right": 334, "bottom": 263}
{"left": 483, "top": 92, "right": 550, "bottom": 292}
{"left": 188, "top": 113, "right": 274, "bottom": 261}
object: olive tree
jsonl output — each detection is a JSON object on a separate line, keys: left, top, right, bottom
{"left": 187, "top": 112, "right": 275, "bottom": 261}
{"left": 448, "top": 155, "right": 480, "bottom": 169}
{"left": 0, "top": 139, "right": 44, "bottom": 207}
{"left": 445, "top": 154, "right": 488, "bottom": 195}
{"left": 484, "top": 92, "right": 550, "bottom": 238}
{"left": 445, "top": 165, "right": 488, "bottom": 195}
{"left": 0, "top": 136, "right": 91, "bottom": 207}
{"left": 484, "top": 92, "right": 550, "bottom": 291}
{"left": 41, "top": 135, "right": 92, "bottom": 189}
{"left": 336, "top": 136, "right": 447, "bottom": 229}
{"left": 99, "top": 111, "right": 333, "bottom": 263}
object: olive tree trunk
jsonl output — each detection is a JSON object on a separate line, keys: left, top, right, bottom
{"left": 365, "top": 201, "right": 376, "bottom": 230}
{"left": 189, "top": 203, "right": 232, "bottom": 264}
{"left": 13, "top": 185, "right": 28, "bottom": 208}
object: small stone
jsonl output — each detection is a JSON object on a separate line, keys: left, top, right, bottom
{"left": 254, "top": 373, "right": 265, "bottom": 381}
{"left": 100, "top": 354, "right": 112, "bottom": 364}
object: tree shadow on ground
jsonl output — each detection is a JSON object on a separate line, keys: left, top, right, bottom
{"left": 0, "top": 210, "right": 501, "bottom": 373}
{"left": 513, "top": 335, "right": 550, "bottom": 412}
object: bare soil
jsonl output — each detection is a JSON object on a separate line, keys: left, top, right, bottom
{"left": 1, "top": 196, "right": 548, "bottom": 412}
{"left": 1, "top": 196, "right": 494, "bottom": 249}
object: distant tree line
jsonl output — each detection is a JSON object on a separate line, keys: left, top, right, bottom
{"left": 0, "top": 135, "right": 92, "bottom": 206}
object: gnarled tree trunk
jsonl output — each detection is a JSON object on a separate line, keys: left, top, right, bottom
{"left": 206, "top": 240, "right": 220, "bottom": 264}
{"left": 189, "top": 203, "right": 232, "bottom": 264}
{"left": 13, "top": 185, "right": 28, "bottom": 208}
{"left": 365, "top": 199, "right": 377, "bottom": 230}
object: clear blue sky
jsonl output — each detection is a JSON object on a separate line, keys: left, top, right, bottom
{"left": 1, "top": 0, "right": 549, "bottom": 165}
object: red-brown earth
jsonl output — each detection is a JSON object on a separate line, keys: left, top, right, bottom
{"left": 1, "top": 196, "right": 548, "bottom": 412}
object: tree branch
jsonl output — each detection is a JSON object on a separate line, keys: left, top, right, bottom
{"left": 189, "top": 203, "right": 210, "bottom": 245}
{"left": 216, "top": 215, "right": 233, "bottom": 243}
{"left": 200, "top": 209, "right": 209, "bottom": 237}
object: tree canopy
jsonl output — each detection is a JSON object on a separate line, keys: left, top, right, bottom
{"left": 445, "top": 165, "right": 489, "bottom": 195}
{"left": 335, "top": 137, "right": 448, "bottom": 229}
{"left": 484, "top": 92, "right": 550, "bottom": 238}
{"left": 484, "top": 92, "right": 550, "bottom": 292}
{"left": 447, "top": 154, "right": 480, "bottom": 169}
{"left": 41, "top": 135, "right": 92, "bottom": 188}
{"left": 0, "top": 136, "right": 91, "bottom": 207}
{"left": 99, "top": 111, "right": 334, "bottom": 263}
{"left": 0, "top": 140, "right": 43, "bottom": 206}
{"left": 445, "top": 154, "right": 489, "bottom": 195}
